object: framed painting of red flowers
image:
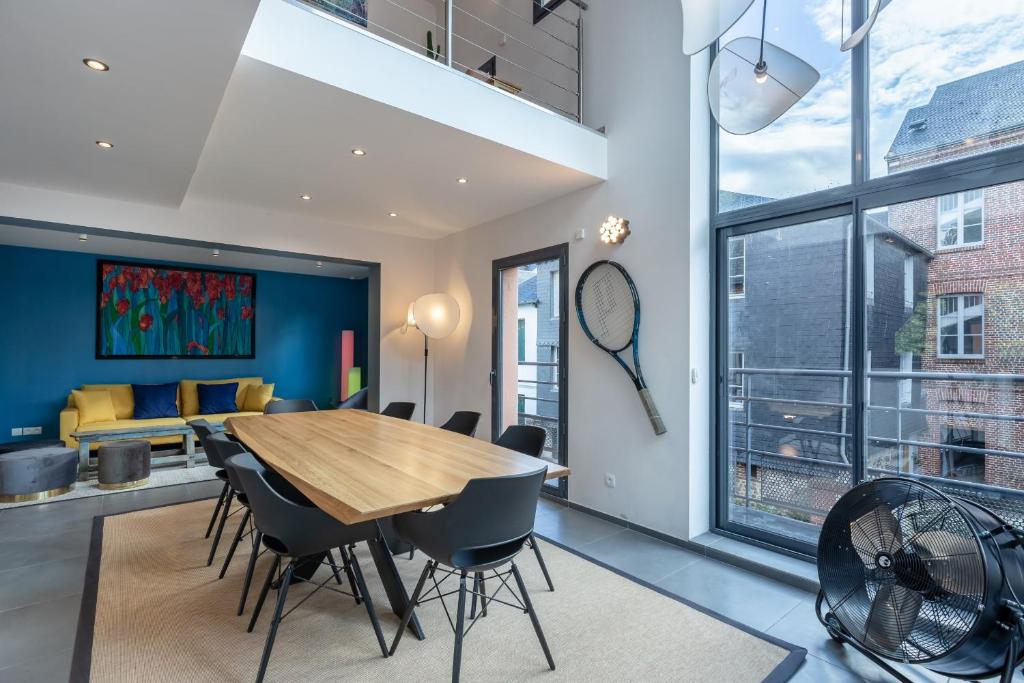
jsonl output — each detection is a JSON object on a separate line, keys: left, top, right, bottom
{"left": 96, "top": 260, "right": 255, "bottom": 359}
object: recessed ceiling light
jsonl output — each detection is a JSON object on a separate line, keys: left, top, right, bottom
{"left": 351, "top": 148, "right": 367, "bottom": 157}
{"left": 299, "top": 193, "right": 312, "bottom": 201}
{"left": 388, "top": 211, "right": 398, "bottom": 217}
{"left": 78, "top": 233, "right": 89, "bottom": 242}
{"left": 212, "top": 248, "right": 220, "bottom": 257}
{"left": 83, "top": 58, "right": 109, "bottom": 72}
{"left": 457, "top": 177, "right": 468, "bottom": 184}
{"left": 95, "top": 140, "right": 113, "bottom": 149}
{"left": 315, "top": 261, "right": 324, "bottom": 269}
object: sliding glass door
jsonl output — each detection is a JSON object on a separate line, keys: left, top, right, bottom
{"left": 718, "top": 211, "right": 855, "bottom": 550}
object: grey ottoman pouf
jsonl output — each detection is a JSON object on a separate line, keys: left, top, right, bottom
{"left": 97, "top": 440, "right": 152, "bottom": 490}
{"left": 0, "top": 447, "right": 78, "bottom": 502}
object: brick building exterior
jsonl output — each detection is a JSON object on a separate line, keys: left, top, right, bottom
{"left": 882, "top": 61, "right": 1024, "bottom": 492}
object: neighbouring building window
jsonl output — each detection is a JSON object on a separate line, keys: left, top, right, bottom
{"left": 942, "top": 427, "right": 986, "bottom": 483}
{"left": 551, "top": 271, "right": 559, "bottom": 318}
{"left": 937, "top": 189, "right": 984, "bottom": 249}
{"left": 938, "top": 294, "right": 984, "bottom": 359}
{"left": 728, "top": 237, "right": 745, "bottom": 298}
{"left": 903, "top": 256, "right": 915, "bottom": 311}
{"left": 728, "top": 351, "right": 745, "bottom": 407}
{"left": 518, "top": 394, "right": 526, "bottom": 413}
{"left": 517, "top": 318, "right": 526, "bottom": 362}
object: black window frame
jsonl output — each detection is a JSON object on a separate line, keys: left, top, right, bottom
{"left": 708, "top": 7, "right": 1024, "bottom": 557}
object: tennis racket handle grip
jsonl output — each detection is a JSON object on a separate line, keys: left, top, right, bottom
{"left": 639, "top": 388, "right": 667, "bottom": 435}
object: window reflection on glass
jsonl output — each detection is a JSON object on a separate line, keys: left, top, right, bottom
{"left": 728, "top": 236, "right": 746, "bottom": 297}
{"left": 870, "top": 0, "right": 1024, "bottom": 178}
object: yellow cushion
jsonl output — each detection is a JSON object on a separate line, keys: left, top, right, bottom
{"left": 72, "top": 390, "right": 117, "bottom": 425}
{"left": 183, "top": 411, "right": 262, "bottom": 425}
{"left": 180, "top": 377, "right": 262, "bottom": 417}
{"left": 75, "top": 417, "right": 188, "bottom": 433}
{"left": 242, "top": 384, "right": 275, "bottom": 412}
{"left": 81, "top": 384, "right": 135, "bottom": 420}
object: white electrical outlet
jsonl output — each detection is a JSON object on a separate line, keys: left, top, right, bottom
{"left": 23, "top": 426, "right": 42, "bottom": 436}
{"left": 10, "top": 428, "right": 23, "bottom": 436}
{"left": 605, "top": 473, "right": 616, "bottom": 488}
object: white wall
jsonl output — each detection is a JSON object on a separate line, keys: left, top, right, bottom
{"left": 431, "top": 0, "right": 704, "bottom": 540}
{"left": 0, "top": 180, "right": 438, "bottom": 422}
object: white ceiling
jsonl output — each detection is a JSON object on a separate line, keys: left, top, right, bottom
{"left": 186, "top": 56, "right": 599, "bottom": 238}
{"left": 0, "top": 0, "right": 604, "bottom": 240}
{"left": 0, "top": 222, "right": 370, "bottom": 280}
{"left": 0, "top": 0, "right": 260, "bottom": 206}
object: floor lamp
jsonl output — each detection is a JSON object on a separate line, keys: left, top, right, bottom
{"left": 402, "top": 293, "right": 460, "bottom": 424}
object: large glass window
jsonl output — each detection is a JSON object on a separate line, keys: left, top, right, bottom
{"left": 717, "top": 3, "right": 851, "bottom": 208}
{"left": 723, "top": 215, "right": 854, "bottom": 547}
{"left": 869, "top": 1, "right": 1024, "bottom": 179}
{"left": 864, "top": 180, "right": 1024, "bottom": 532}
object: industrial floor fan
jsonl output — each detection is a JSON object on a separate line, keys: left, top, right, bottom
{"left": 816, "top": 477, "right": 1024, "bottom": 682}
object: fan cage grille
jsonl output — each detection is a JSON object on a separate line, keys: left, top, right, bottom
{"left": 818, "top": 478, "right": 986, "bottom": 663}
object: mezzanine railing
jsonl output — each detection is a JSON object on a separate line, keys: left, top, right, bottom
{"left": 729, "top": 367, "right": 1024, "bottom": 536}
{"left": 296, "top": 0, "right": 584, "bottom": 121}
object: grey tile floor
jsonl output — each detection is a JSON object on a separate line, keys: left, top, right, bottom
{"left": 0, "top": 483, "right": 964, "bottom": 682}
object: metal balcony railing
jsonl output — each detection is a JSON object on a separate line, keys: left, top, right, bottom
{"left": 295, "top": 0, "right": 584, "bottom": 121}
{"left": 728, "top": 366, "right": 1024, "bottom": 533}
{"left": 516, "top": 359, "right": 559, "bottom": 462}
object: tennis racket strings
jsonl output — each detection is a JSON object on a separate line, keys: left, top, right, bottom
{"left": 578, "top": 264, "right": 635, "bottom": 350}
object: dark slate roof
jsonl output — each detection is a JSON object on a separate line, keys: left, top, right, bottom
{"left": 886, "top": 60, "right": 1024, "bottom": 161}
{"left": 719, "top": 190, "right": 774, "bottom": 212}
{"left": 518, "top": 275, "right": 538, "bottom": 305}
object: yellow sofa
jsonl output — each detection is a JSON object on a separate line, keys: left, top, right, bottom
{"left": 60, "top": 377, "right": 273, "bottom": 450}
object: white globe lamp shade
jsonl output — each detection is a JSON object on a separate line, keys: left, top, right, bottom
{"left": 412, "top": 293, "right": 460, "bottom": 339}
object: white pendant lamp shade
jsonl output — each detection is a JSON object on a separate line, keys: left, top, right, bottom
{"left": 840, "top": 0, "right": 891, "bottom": 51}
{"left": 681, "top": 0, "right": 756, "bottom": 55}
{"left": 411, "top": 293, "right": 460, "bottom": 339}
{"left": 709, "top": 37, "right": 819, "bottom": 135}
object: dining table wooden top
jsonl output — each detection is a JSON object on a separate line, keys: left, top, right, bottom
{"left": 225, "top": 409, "right": 570, "bottom": 525}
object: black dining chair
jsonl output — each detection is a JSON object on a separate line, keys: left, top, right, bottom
{"left": 388, "top": 468, "right": 555, "bottom": 682}
{"left": 439, "top": 411, "right": 482, "bottom": 437}
{"left": 229, "top": 452, "right": 389, "bottom": 683}
{"left": 380, "top": 401, "right": 416, "bottom": 420}
{"left": 189, "top": 419, "right": 230, "bottom": 539}
{"left": 337, "top": 387, "right": 368, "bottom": 410}
{"left": 203, "top": 432, "right": 249, "bottom": 567}
{"left": 495, "top": 425, "right": 555, "bottom": 592}
{"left": 264, "top": 399, "right": 318, "bottom": 414}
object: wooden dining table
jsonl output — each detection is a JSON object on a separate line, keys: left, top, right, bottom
{"left": 226, "top": 409, "right": 570, "bottom": 639}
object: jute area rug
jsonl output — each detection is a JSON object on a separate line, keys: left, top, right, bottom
{"left": 72, "top": 500, "right": 805, "bottom": 682}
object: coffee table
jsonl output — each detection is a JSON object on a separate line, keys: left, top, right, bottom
{"left": 70, "top": 424, "right": 196, "bottom": 480}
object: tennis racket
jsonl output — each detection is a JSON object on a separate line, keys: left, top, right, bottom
{"left": 575, "top": 260, "right": 666, "bottom": 435}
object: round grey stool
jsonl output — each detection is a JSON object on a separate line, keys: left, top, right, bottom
{"left": 97, "top": 440, "right": 152, "bottom": 490}
{"left": 0, "top": 447, "right": 78, "bottom": 502}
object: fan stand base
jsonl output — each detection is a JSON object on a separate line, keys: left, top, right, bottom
{"left": 815, "top": 591, "right": 916, "bottom": 683}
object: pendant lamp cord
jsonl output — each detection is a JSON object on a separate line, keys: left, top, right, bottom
{"left": 757, "top": 0, "right": 768, "bottom": 68}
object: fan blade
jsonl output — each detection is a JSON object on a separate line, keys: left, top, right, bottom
{"left": 849, "top": 504, "right": 903, "bottom": 565}
{"left": 909, "top": 530, "right": 982, "bottom": 594}
{"left": 865, "top": 583, "right": 924, "bottom": 655}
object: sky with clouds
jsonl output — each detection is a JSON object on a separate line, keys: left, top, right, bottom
{"left": 718, "top": 0, "right": 1024, "bottom": 202}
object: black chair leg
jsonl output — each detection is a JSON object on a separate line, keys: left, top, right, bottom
{"left": 205, "top": 482, "right": 228, "bottom": 538}
{"left": 529, "top": 533, "right": 555, "bottom": 591}
{"left": 389, "top": 560, "right": 433, "bottom": 656}
{"left": 339, "top": 546, "right": 362, "bottom": 605}
{"left": 219, "top": 508, "right": 250, "bottom": 579}
{"left": 256, "top": 560, "right": 294, "bottom": 683}
{"left": 479, "top": 572, "right": 488, "bottom": 617}
{"left": 248, "top": 555, "right": 281, "bottom": 633}
{"left": 347, "top": 547, "right": 389, "bottom": 658}
{"left": 452, "top": 571, "right": 468, "bottom": 683}
{"left": 237, "top": 530, "right": 262, "bottom": 616}
{"left": 511, "top": 562, "right": 555, "bottom": 671}
{"left": 469, "top": 572, "right": 479, "bottom": 620}
{"left": 207, "top": 489, "right": 234, "bottom": 566}
{"left": 326, "top": 550, "right": 344, "bottom": 586}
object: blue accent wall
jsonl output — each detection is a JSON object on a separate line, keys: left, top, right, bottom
{"left": 0, "top": 244, "right": 368, "bottom": 442}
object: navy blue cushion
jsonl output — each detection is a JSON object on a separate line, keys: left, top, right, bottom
{"left": 132, "top": 383, "right": 180, "bottom": 419}
{"left": 197, "top": 383, "right": 239, "bottom": 416}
